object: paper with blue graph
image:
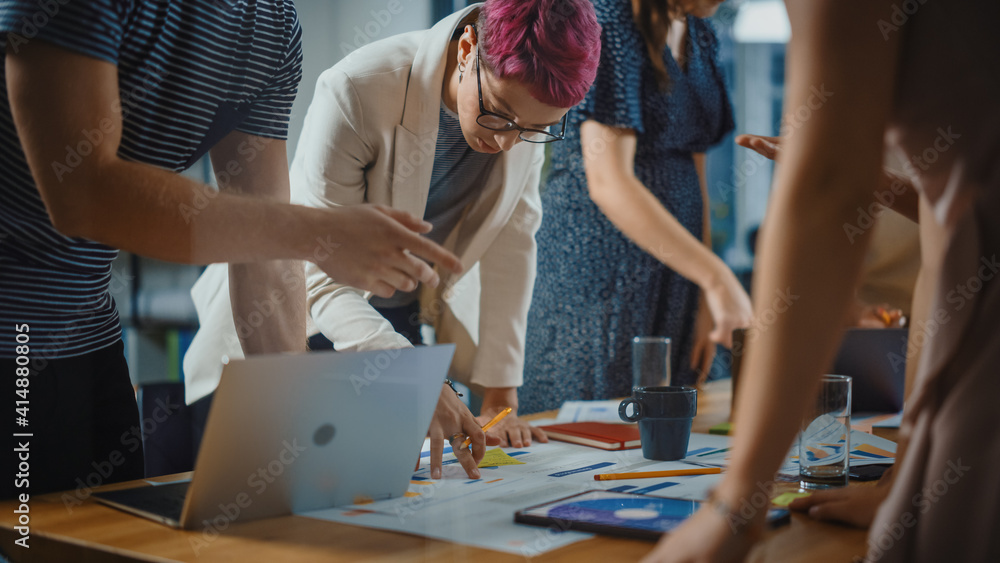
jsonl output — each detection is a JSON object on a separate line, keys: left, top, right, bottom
{"left": 681, "top": 429, "right": 896, "bottom": 477}
{"left": 299, "top": 433, "right": 730, "bottom": 555}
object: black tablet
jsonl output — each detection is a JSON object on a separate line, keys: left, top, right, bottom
{"left": 514, "top": 490, "right": 789, "bottom": 541}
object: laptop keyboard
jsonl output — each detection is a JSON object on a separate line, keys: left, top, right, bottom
{"left": 94, "top": 481, "right": 190, "bottom": 524}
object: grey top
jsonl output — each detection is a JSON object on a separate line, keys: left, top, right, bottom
{"left": 371, "top": 102, "right": 498, "bottom": 308}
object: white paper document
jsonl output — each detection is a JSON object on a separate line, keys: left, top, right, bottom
{"left": 555, "top": 400, "right": 629, "bottom": 423}
{"left": 299, "top": 433, "right": 731, "bottom": 556}
{"left": 682, "top": 430, "right": 897, "bottom": 476}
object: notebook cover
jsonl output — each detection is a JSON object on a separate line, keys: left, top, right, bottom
{"left": 539, "top": 422, "right": 641, "bottom": 450}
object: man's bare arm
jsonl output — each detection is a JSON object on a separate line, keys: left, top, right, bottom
{"left": 6, "top": 40, "right": 462, "bottom": 297}
{"left": 210, "top": 131, "right": 306, "bottom": 354}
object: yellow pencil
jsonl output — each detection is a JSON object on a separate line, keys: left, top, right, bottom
{"left": 460, "top": 407, "right": 512, "bottom": 449}
{"left": 593, "top": 467, "right": 722, "bottom": 481}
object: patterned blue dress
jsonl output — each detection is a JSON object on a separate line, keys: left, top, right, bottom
{"left": 519, "top": 0, "right": 733, "bottom": 414}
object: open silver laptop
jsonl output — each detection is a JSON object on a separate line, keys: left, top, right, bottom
{"left": 95, "top": 344, "right": 453, "bottom": 528}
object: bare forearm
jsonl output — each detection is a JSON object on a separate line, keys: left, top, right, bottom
{"left": 721, "top": 0, "right": 899, "bottom": 497}
{"left": 877, "top": 168, "right": 919, "bottom": 223}
{"left": 591, "top": 174, "right": 728, "bottom": 289}
{"left": 60, "top": 159, "right": 319, "bottom": 265}
{"left": 481, "top": 387, "right": 518, "bottom": 411}
{"left": 230, "top": 261, "right": 307, "bottom": 355}
{"left": 725, "top": 196, "right": 872, "bottom": 493}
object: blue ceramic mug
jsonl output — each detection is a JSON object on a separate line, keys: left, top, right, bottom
{"left": 619, "top": 386, "right": 697, "bottom": 461}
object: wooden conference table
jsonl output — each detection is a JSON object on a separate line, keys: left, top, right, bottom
{"left": 0, "top": 379, "right": 872, "bottom": 562}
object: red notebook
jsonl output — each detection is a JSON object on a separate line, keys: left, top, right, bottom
{"left": 539, "top": 422, "right": 641, "bottom": 451}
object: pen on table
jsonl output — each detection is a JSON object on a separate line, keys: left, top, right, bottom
{"left": 593, "top": 467, "right": 723, "bottom": 481}
{"left": 460, "top": 407, "right": 512, "bottom": 449}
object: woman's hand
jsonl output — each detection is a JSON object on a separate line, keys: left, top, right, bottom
{"left": 789, "top": 485, "right": 889, "bottom": 528}
{"left": 852, "top": 301, "right": 906, "bottom": 328}
{"left": 700, "top": 271, "right": 753, "bottom": 349}
{"left": 476, "top": 407, "right": 548, "bottom": 448}
{"left": 312, "top": 204, "right": 464, "bottom": 299}
{"left": 735, "top": 134, "right": 781, "bottom": 161}
{"left": 425, "top": 385, "right": 499, "bottom": 479}
{"left": 478, "top": 387, "right": 547, "bottom": 448}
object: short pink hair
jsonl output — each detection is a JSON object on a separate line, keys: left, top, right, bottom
{"left": 477, "top": 0, "right": 601, "bottom": 108}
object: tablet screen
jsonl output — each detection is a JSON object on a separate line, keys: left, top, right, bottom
{"left": 515, "top": 490, "right": 788, "bottom": 541}
{"left": 515, "top": 491, "right": 697, "bottom": 540}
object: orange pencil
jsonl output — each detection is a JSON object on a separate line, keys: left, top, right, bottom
{"left": 460, "top": 407, "right": 512, "bottom": 449}
{"left": 593, "top": 467, "right": 722, "bottom": 481}
{"left": 875, "top": 306, "right": 893, "bottom": 327}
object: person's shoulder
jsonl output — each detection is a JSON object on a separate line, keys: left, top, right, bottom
{"left": 688, "top": 16, "right": 721, "bottom": 50}
{"left": 312, "top": 31, "right": 425, "bottom": 130}
{"left": 334, "top": 30, "right": 424, "bottom": 82}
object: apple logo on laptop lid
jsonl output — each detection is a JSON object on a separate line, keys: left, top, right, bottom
{"left": 313, "top": 423, "right": 335, "bottom": 446}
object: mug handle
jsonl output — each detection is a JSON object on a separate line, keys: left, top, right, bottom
{"left": 619, "top": 398, "right": 642, "bottom": 422}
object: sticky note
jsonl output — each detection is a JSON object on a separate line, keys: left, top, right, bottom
{"left": 478, "top": 448, "right": 526, "bottom": 468}
{"left": 709, "top": 422, "right": 732, "bottom": 435}
{"left": 771, "top": 491, "right": 811, "bottom": 507}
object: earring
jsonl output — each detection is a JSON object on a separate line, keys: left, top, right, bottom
{"left": 458, "top": 62, "right": 465, "bottom": 83}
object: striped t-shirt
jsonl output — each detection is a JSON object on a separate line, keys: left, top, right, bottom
{"left": 0, "top": 0, "right": 303, "bottom": 359}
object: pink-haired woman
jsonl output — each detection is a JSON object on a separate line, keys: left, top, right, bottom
{"left": 185, "top": 0, "right": 602, "bottom": 479}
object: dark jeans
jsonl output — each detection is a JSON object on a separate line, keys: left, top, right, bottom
{"left": 2, "top": 340, "right": 144, "bottom": 499}
{"left": 308, "top": 301, "right": 424, "bottom": 350}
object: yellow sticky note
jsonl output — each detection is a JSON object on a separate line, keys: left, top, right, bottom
{"left": 771, "top": 491, "right": 811, "bottom": 507}
{"left": 478, "top": 448, "right": 525, "bottom": 468}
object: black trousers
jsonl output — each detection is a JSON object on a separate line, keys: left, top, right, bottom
{"left": 2, "top": 340, "right": 144, "bottom": 499}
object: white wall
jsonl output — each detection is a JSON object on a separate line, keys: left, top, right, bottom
{"left": 288, "top": 0, "right": 434, "bottom": 159}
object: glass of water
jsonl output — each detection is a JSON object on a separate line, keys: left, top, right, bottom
{"left": 632, "top": 336, "right": 672, "bottom": 390}
{"left": 799, "top": 374, "right": 852, "bottom": 489}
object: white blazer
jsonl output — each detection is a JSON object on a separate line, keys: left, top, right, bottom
{"left": 183, "top": 5, "right": 544, "bottom": 404}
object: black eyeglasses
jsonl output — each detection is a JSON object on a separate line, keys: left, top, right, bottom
{"left": 475, "top": 49, "right": 566, "bottom": 144}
